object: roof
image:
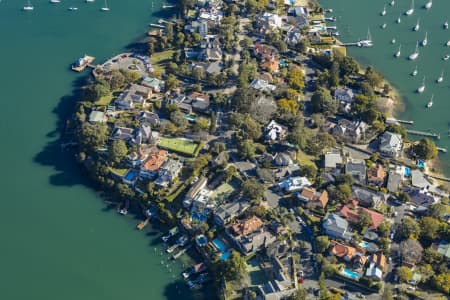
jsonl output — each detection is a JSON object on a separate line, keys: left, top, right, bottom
{"left": 230, "top": 216, "right": 264, "bottom": 236}
{"left": 346, "top": 160, "right": 366, "bottom": 177}
{"left": 387, "top": 171, "right": 402, "bottom": 192}
{"left": 331, "top": 241, "right": 357, "bottom": 258}
{"left": 372, "top": 253, "right": 386, "bottom": 269}
{"left": 368, "top": 164, "right": 386, "bottom": 182}
{"left": 432, "top": 241, "right": 450, "bottom": 259}
{"left": 324, "top": 152, "right": 343, "bottom": 169}
{"left": 89, "top": 111, "right": 105, "bottom": 123}
{"left": 160, "top": 159, "right": 183, "bottom": 174}
{"left": 141, "top": 77, "right": 164, "bottom": 90}
{"left": 411, "top": 169, "right": 432, "bottom": 188}
{"left": 379, "top": 131, "right": 402, "bottom": 153}
{"left": 323, "top": 213, "right": 350, "bottom": 239}
{"left": 338, "top": 201, "right": 384, "bottom": 230}
{"left": 141, "top": 150, "right": 168, "bottom": 172}
{"left": 405, "top": 187, "right": 437, "bottom": 208}
{"left": 300, "top": 187, "right": 315, "bottom": 201}
{"left": 188, "top": 92, "right": 210, "bottom": 102}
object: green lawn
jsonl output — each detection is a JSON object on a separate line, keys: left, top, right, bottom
{"left": 158, "top": 137, "right": 200, "bottom": 156}
{"left": 210, "top": 179, "right": 240, "bottom": 202}
{"left": 150, "top": 50, "right": 175, "bottom": 74}
{"left": 109, "top": 167, "right": 128, "bottom": 177}
{"left": 95, "top": 94, "right": 114, "bottom": 106}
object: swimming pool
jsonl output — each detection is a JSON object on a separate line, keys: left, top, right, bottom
{"left": 124, "top": 170, "right": 137, "bottom": 181}
{"left": 185, "top": 114, "right": 197, "bottom": 122}
{"left": 341, "top": 268, "right": 360, "bottom": 280}
{"left": 417, "top": 160, "right": 426, "bottom": 169}
{"left": 220, "top": 251, "right": 230, "bottom": 261}
{"left": 404, "top": 167, "right": 411, "bottom": 177}
{"left": 212, "top": 239, "right": 227, "bottom": 252}
{"left": 359, "top": 241, "right": 369, "bottom": 249}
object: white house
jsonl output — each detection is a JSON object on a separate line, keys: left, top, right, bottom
{"left": 278, "top": 176, "right": 311, "bottom": 193}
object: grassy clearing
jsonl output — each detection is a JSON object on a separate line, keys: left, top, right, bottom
{"left": 109, "top": 167, "right": 128, "bottom": 177}
{"left": 159, "top": 136, "right": 200, "bottom": 156}
{"left": 297, "top": 150, "right": 317, "bottom": 167}
{"left": 95, "top": 94, "right": 114, "bottom": 106}
{"left": 150, "top": 50, "right": 175, "bottom": 73}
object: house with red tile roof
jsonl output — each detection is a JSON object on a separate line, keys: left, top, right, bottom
{"left": 337, "top": 200, "right": 384, "bottom": 230}
{"left": 298, "top": 187, "right": 329, "bottom": 209}
{"left": 140, "top": 149, "right": 168, "bottom": 179}
{"left": 330, "top": 241, "right": 367, "bottom": 269}
{"left": 367, "top": 164, "right": 387, "bottom": 187}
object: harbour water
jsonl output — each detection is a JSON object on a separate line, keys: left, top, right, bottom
{"left": 0, "top": 1, "right": 200, "bottom": 299}
{"left": 319, "top": 0, "right": 450, "bottom": 175}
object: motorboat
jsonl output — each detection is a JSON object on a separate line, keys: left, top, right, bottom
{"left": 417, "top": 77, "right": 425, "bottom": 93}
{"left": 86, "top": 0, "right": 95, "bottom": 2}
{"left": 68, "top": 7, "right": 78, "bottom": 11}
{"left": 101, "top": 0, "right": 110, "bottom": 11}
{"left": 426, "top": 94, "right": 433, "bottom": 108}
{"left": 408, "top": 41, "right": 419, "bottom": 60}
{"left": 444, "top": 20, "right": 449, "bottom": 29}
{"left": 425, "top": 0, "right": 432, "bottom": 9}
{"left": 381, "top": 5, "right": 386, "bottom": 16}
{"left": 446, "top": 40, "right": 450, "bottom": 46}
{"left": 390, "top": 0, "right": 395, "bottom": 6}
{"left": 395, "top": 44, "right": 401, "bottom": 57}
{"left": 436, "top": 70, "right": 444, "bottom": 83}
{"left": 412, "top": 66, "right": 418, "bottom": 76}
{"left": 422, "top": 32, "right": 428, "bottom": 46}
{"left": 50, "top": 0, "right": 61, "bottom": 3}
{"left": 391, "top": 38, "right": 396, "bottom": 44}
{"left": 119, "top": 208, "right": 128, "bottom": 215}
{"left": 23, "top": 0, "right": 33, "bottom": 10}
{"left": 443, "top": 54, "right": 450, "bottom": 61}
{"left": 413, "top": 18, "right": 420, "bottom": 31}
{"left": 397, "top": 15, "right": 401, "bottom": 24}
{"left": 405, "top": 0, "right": 414, "bottom": 15}
{"left": 382, "top": 23, "right": 387, "bottom": 29}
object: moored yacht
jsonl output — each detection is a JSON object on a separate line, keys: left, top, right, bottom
{"left": 391, "top": 38, "right": 396, "bottom": 44}
{"left": 381, "top": 5, "right": 386, "bottom": 16}
{"left": 413, "top": 18, "right": 420, "bottom": 31}
{"left": 101, "top": 0, "right": 110, "bottom": 11}
{"left": 358, "top": 29, "right": 373, "bottom": 47}
{"left": 409, "top": 41, "right": 420, "bottom": 60}
{"left": 68, "top": 7, "right": 78, "bottom": 11}
{"left": 446, "top": 40, "right": 450, "bottom": 46}
{"left": 405, "top": 0, "right": 414, "bottom": 15}
{"left": 422, "top": 32, "right": 428, "bottom": 46}
{"left": 417, "top": 76, "right": 425, "bottom": 93}
{"left": 425, "top": 0, "right": 432, "bottom": 9}
{"left": 23, "top": 0, "right": 33, "bottom": 10}
{"left": 390, "top": 0, "right": 395, "bottom": 6}
{"left": 426, "top": 94, "right": 434, "bottom": 108}
{"left": 395, "top": 44, "right": 401, "bottom": 57}
{"left": 397, "top": 15, "right": 401, "bottom": 24}
{"left": 444, "top": 20, "right": 449, "bottom": 29}
{"left": 444, "top": 54, "right": 450, "bottom": 61}
{"left": 50, "top": 0, "right": 61, "bottom": 3}
{"left": 412, "top": 66, "right": 418, "bottom": 76}
{"left": 436, "top": 70, "right": 444, "bottom": 83}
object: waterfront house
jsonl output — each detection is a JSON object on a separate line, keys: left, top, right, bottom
{"left": 155, "top": 159, "right": 183, "bottom": 187}
{"left": 404, "top": 187, "right": 439, "bottom": 210}
{"left": 331, "top": 119, "right": 367, "bottom": 143}
{"left": 214, "top": 201, "right": 250, "bottom": 226}
{"left": 345, "top": 159, "right": 367, "bottom": 184}
{"left": 141, "top": 77, "right": 165, "bottom": 93}
{"left": 137, "top": 111, "right": 160, "bottom": 126}
{"left": 352, "top": 186, "right": 386, "bottom": 208}
{"left": 298, "top": 187, "right": 329, "bottom": 210}
{"left": 322, "top": 213, "right": 352, "bottom": 241}
{"left": 183, "top": 177, "right": 208, "bottom": 208}
{"left": 278, "top": 176, "right": 311, "bottom": 193}
{"left": 285, "top": 28, "right": 303, "bottom": 46}
{"left": 110, "top": 126, "right": 134, "bottom": 141}
{"left": 115, "top": 84, "right": 152, "bottom": 110}
{"left": 367, "top": 164, "right": 386, "bottom": 187}
{"left": 122, "top": 169, "right": 139, "bottom": 186}
{"left": 378, "top": 131, "right": 403, "bottom": 158}
{"left": 140, "top": 149, "right": 168, "bottom": 179}
{"left": 265, "top": 120, "right": 288, "bottom": 142}
{"left": 258, "top": 12, "right": 283, "bottom": 33}
{"left": 337, "top": 199, "right": 384, "bottom": 230}
{"left": 334, "top": 88, "right": 356, "bottom": 103}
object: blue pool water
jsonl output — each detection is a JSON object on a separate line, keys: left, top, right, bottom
{"left": 220, "top": 251, "right": 230, "bottom": 261}
{"left": 212, "top": 239, "right": 227, "bottom": 252}
{"left": 341, "top": 268, "right": 360, "bottom": 280}
{"left": 359, "top": 241, "right": 369, "bottom": 249}
{"left": 185, "top": 114, "right": 197, "bottom": 122}
{"left": 124, "top": 170, "right": 137, "bottom": 181}
{"left": 417, "top": 160, "right": 426, "bottom": 169}
{"left": 404, "top": 167, "right": 411, "bottom": 177}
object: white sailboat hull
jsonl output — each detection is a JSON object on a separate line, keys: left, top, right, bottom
{"left": 409, "top": 53, "right": 419, "bottom": 60}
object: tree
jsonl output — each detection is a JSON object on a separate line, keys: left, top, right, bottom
{"left": 311, "top": 87, "right": 337, "bottom": 116}
{"left": 224, "top": 165, "right": 237, "bottom": 182}
{"left": 432, "top": 273, "right": 450, "bottom": 294}
{"left": 420, "top": 217, "right": 441, "bottom": 241}
{"left": 382, "top": 285, "right": 394, "bottom": 300}
{"left": 429, "top": 203, "right": 448, "bottom": 219}
{"left": 170, "top": 110, "right": 188, "bottom": 128}
{"left": 212, "top": 142, "right": 226, "bottom": 155}
{"left": 365, "top": 66, "right": 384, "bottom": 88}
{"left": 77, "top": 123, "right": 109, "bottom": 153}
{"left": 290, "top": 287, "right": 307, "bottom": 300}
{"left": 192, "top": 67, "right": 205, "bottom": 82}
{"left": 224, "top": 250, "right": 247, "bottom": 281}
{"left": 159, "top": 120, "right": 178, "bottom": 135}
{"left": 397, "top": 266, "right": 413, "bottom": 282}
{"left": 413, "top": 138, "right": 438, "bottom": 160}
{"left": 109, "top": 70, "right": 126, "bottom": 90}
{"left": 165, "top": 74, "right": 179, "bottom": 91}
{"left": 316, "top": 236, "right": 330, "bottom": 253}
{"left": 288, "top": 68, "right": 305, "bottom": 91}
{"left": 386, "top": 124, "right": 407, "bottom": 138}
{"left": 358, "top": 210, "right": 373, "bottom": 230}
{"left": 85, "top": 82, "right": 110, "bottom": 101}
{"left": 277, "top": 98, "right": 299, "bottom": 115}
{"left": 398, "top": 217, "right": 421, "bottom": 240}
{"left": 241, "top": 178, "right": 264, "bottom": 201}
{"left": 193, "top": 117, "right": 210, "bottom": 132}
{"left": 378, "top": 221, "right": 391, "bottom": 238}
{"left": 109, "top": 140, "right": 128, "bottom": 165}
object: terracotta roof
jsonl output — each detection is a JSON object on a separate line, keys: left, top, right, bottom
{"left": 188, "top": 92, "right": 210, "bottom": 102}
{"left": 368, "top": 164, "right": 386, "bottom": 182}
{"left": 331, "top": 241, "right": 357, "bottom": 258}
{"left": 142, "top": 150, "right": 168, "bottom": 172}
{"left": 372, "top": 253, "right": 386, "bottom": 270}
{"left": 300, "top": 187, "right": 316, "bottom": 201}
{"left": 317, "top": 190, "right": 329, "bottom": 208}
{"left": 260, "top": 58, "right": 279, "bottom": 73}
{"left": 338, "top": 200, "right": 384, "bottom": 230}
{"left": 230, "top": 216, "right": 264, "bottom": 236}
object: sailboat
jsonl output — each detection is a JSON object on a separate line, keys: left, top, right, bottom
{"left": 101, "top": 0, "right": 110, "bottom": 11}
{"left": 395, "top": 44, "right": 401, "bottom": 57}
{"left": 412, "top": 66, "right": 418, "bottom": 76}
{"left": 446, "top": 40, "right": 450, "bottom": 46}
{"left": 397, "top": 15, "right": 401, "bottom": 24}
{"left": 413, "top": 18, "right": 420, "bottom": 31}
{"left": 358, "top": 29, "right": 373, "bottom": 47}
{"left": 436, "top": 70, "right": 444, "bottom": 83}
{"left": 425, "top": 0, "right": 432, "bottom": 9}
{"left": 417, "top": 77, "right": 425, "bottom": 93}
{"left": 50, "top": 0, "right": 61, "bottom": 3}
{"left": 390, "top": 0, "right": 395, "bottom": 6}
{"left": 444, "top": 20, "right": 449, "bottom": 29}
{"left": 409, "top": 41, "right": 419, "bottom": 60}
{"left": 23, "top": 0, "right": 33, "bottom": 10}
{"left": 426, "top": 94, "right": 434, "bottom": 108}
{"left": 391, "top": 38, "right": 396, "bottom": 44}
{"left": 381, "top": 5, "right": 387, "bottom": 16}
{"left": 86, "top": 0, "right": 95, "bottom": 3}
{"left": 422, "top": 32, "right": 428, "bottom": 46}
{"left": 405, "top": 0, "right": 414, "bottom": 15}
{"left": 382, "top": 23, "right": 387, "bottom": 29}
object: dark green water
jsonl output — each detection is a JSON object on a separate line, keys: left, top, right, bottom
{"left": 319, "top": 0, "right": 450, "bottom": 175}
{"left": 0, "top": 1, "right": 196, "bottom": 299}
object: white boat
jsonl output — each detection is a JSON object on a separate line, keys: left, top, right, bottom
{"left": 426, "top": 94, "right": 433, "bottom": 108}
{"left": 405, "top": 0, "right": 414, "bottom": 15}
{"left": 119, "top": 208, "right": 128, "bottom": 215}
{"left": 397, "top": 15, "right": 401, "bottom": 24}
{"left": 446, "top": 40, "right": 450, "bottom": 46}
{"left": 412, "top": 66, "right": 418, "bottom": 76}
{"left": 101, "top": 0, "right": 110, "bottom": 11}
{"left": 381, "top": 5, "right": 386, "bottom": 16}
{"left": 444, "top": 54, "right": 450, "bottom": 61}
{"left": 391, "top": 38, "right": 396, "bottom": 44}
{"left": 422, "top": 32, "right": 428, "bottom": 46}
{"left": 444, "top": 21, "right": 449, "bottom": 29}
{"left": 86, "top": 0, "right": 95, "bottom": 2}
{"left": 413, "top": 18, "right": 420, "bottom": 31}
{"left": 417, "top": 76, "right": 425, "bottom": 93}
{"left": 358, "top": 28, "right": 373, "bottom": 47}
{"left": 436, "top": 70, "right": 444, "bottom": 83}
{"left": 50, "top": 0, "right": 61, "bottom": 3}
{"left": 382, "top": 23, "right": 387, "bottom": 29}
{"left": 23, "top": 0, "right": 33, "bottom": 10}
{"left": 68, "top": 7, "right": 78, "bottom": 11}
{"left": 425, "top": 0, "right": 432, "bottom": 9}
{"left": 409, "top": 41, "right": 420, "bottom": 60}
{"left": 390, "top": 0, "right": 395, "bottom": 6}
{"left": 395, "top": 44, "right": 401, "bottom": 57}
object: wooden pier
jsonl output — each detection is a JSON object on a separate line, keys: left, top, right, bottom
{"left": 149, "top": 23, "right": 165, "bottom": 28}
{"left": 406, "top": 130, "right": 440, "bottom": 139}
{"left": 172, "top": 244, "right": 192, "bottom": 260}
{"left": 71, "top": 55, "right": 95, "bottom": 72}
{"left": 136, "top": 218, "right": 149, "bottom": 230}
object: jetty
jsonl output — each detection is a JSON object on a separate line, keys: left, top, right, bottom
{"left": 162, "top": 5, "right": 175, "bottom": 9}
{"left": 149, "top": 23, "right": 165, "bottom": 29}
{"left": 166, "top": 244, "right": 179, "bottom": 254}
{"left": 136, "top": 218, "right": 149, "bottom": 230}
{"left": 71, "top": 55, "right": 95, "bottom": 72}
{"left": 386, "top": 117, "right": 414, "bottom": 125}
{"left": 173, "top": 244, "right": 192, "bottom": 260}
{"left": 158, "top": 19, "right": 175, "bottom": 25}
{"left": 406, "top": 130, "right": 440, "bottom": 139}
